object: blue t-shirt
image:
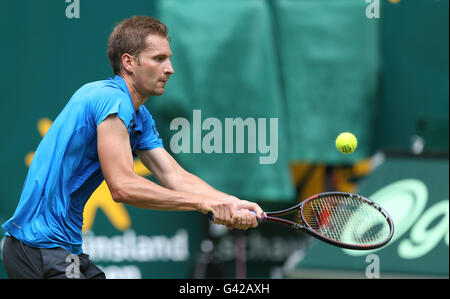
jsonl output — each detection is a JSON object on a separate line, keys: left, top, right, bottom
{"left": 2, "top": 75, "right": 163, "bottom": 254}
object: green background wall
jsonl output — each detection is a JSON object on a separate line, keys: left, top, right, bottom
{"left": 0, "top": 0, "right": 448, "bottom": 278}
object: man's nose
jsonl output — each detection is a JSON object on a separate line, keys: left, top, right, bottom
{"left": 164, "top": 60, "right": 174, "bottom": 75}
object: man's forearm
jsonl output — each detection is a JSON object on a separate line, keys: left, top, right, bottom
{"left": 112, "top": 168, "right": 263, "bottom": 228}
{"left": 168, "top": 170, "right": 236, "bottom": 202}
{"left": 110, "top": 173, "right": 214, "bottom": 213}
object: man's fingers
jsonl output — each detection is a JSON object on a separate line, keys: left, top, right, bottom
{"left": 211, "top": 200, "right": 237, "bottom": 226}
{"left": 210, "top": 199, "right": 262, "bottom": 230}
{"left": 232, "top": 209, "right": 258, "bottom": 230}
{"left": 235, "top": 200, "right": 264, "bottom": 219}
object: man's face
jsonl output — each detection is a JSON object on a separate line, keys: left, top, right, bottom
{"left": 132, "top": 34, "right": 174, "bottom": 96}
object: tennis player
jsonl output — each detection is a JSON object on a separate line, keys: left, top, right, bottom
{"left": 1, "top": 16, "right": 263, "bottom": 279}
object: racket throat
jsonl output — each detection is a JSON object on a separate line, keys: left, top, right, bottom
{"left": 290, "top": 223, "right": 304, "bottom": 231}
{"left": 265, "top": 216, "right": 304, "bottom": 231}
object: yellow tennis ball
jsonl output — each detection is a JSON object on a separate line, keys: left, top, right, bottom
{"left": 336, "top": 132, "right": 358, "bottom": 154}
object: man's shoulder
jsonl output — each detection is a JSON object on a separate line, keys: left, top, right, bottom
{"left": 69, "top": 78, "right": 130, "bottom": 112}
{"left": 77, "top": 78, "right": 126, "bottom": 98}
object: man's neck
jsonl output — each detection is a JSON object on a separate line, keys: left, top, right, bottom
{"left": 120, "top": 74, "right": 149, "bottom": 112}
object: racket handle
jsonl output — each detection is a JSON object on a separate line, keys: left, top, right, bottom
{"left": 207, "top": 211, "right": 266, "bottom": 223}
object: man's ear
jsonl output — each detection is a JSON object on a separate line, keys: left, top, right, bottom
{"left": 121, "top": 53, "right": 134, "bottom": 74}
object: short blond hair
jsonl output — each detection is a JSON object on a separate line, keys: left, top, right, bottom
{"left": 107, "top": 16, "right": 169, "bottom": 75}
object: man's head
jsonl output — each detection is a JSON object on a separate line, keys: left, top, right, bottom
{"left": 107, "top": 16, "right": 174, "bottom": 97}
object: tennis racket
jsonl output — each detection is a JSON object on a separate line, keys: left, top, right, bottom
{"left": 208, "top": 191, "right": 394, "bottom": 250}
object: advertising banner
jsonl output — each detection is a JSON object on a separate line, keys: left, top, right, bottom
{"left": 293, "top": 156, "right": 449, "bottom": 278}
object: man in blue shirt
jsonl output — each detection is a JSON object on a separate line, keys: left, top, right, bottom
{"left": 2, "top": 16, "right": 263, "bottom": 279}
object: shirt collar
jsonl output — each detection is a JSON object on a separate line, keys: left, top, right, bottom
{"left": 112, "top": 75, "right": 136, "bottom": 113}
{"left": 111, "top": 75, "right": 146, "bottom": 133}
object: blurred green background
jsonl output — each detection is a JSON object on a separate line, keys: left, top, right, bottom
{"left": 0, "top": 0, "right": 448, "bottom": 279}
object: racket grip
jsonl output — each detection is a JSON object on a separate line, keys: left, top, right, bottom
{"left": 207, "top": 211, "right": 265, "bottom": 223}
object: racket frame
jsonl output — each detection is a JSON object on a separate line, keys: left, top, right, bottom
{"left": 262, "top": 191, "right": 394, "bottom": 250}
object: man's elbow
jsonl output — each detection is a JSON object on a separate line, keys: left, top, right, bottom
{"left": 110, "top": 187, "right": 128, "bottom": 203}
{"left": 108, "top": 181, "right": 134, "bottom": 203}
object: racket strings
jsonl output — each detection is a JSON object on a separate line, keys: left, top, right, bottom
{"left": 302, "top": 195, "right": 390, "bottom": 246}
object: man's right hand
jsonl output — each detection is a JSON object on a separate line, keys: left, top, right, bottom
{"left": 207, "top": 198, "right": 238, "bottom": 227}
{"left": 206, "top": 197, "right": 263, "bottom": 230}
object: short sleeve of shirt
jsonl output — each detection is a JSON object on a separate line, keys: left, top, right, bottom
{"left": 92, "top": 88, "right": 134, "bottom": 129}
{"left": 135, "top": 106, "right": 164, "bottom": 151}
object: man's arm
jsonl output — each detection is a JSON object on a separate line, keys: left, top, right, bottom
{"left": 136, "top": 147, "right": 264, "bottom": 222}
{"left": 97, "top": 115, "right": 255, "bottom": 228}
{"left": 136, "top": 148, "right": 233, "bottom": 200}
